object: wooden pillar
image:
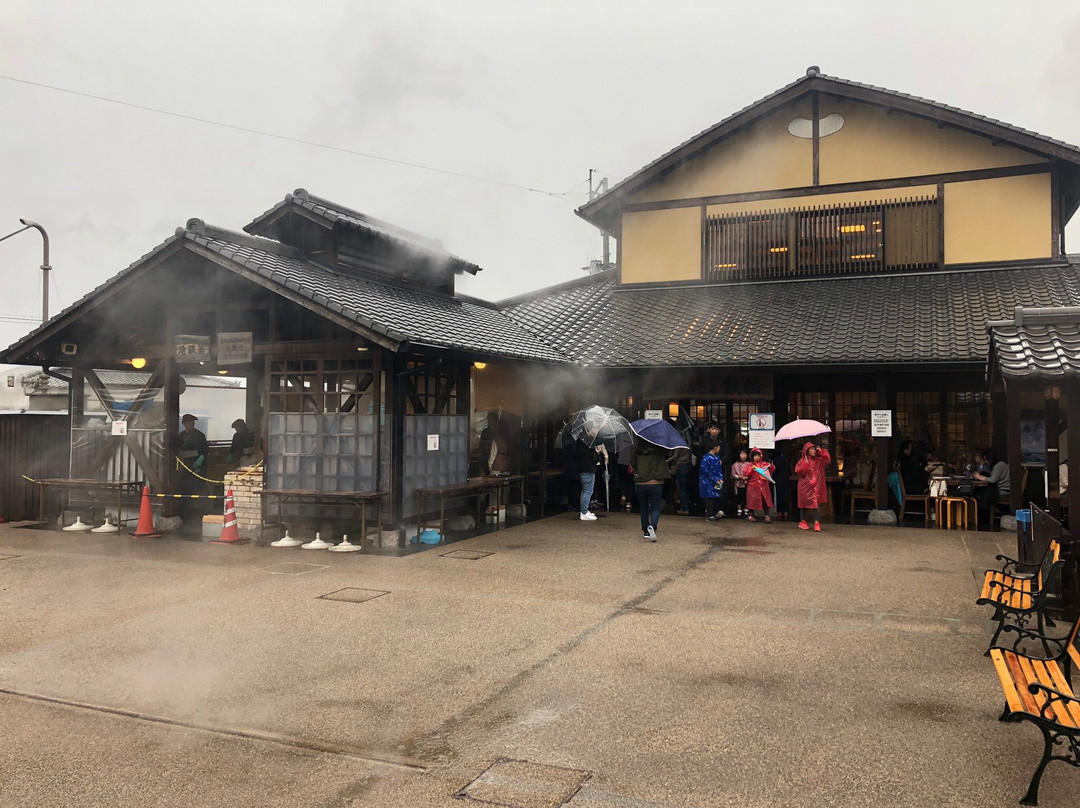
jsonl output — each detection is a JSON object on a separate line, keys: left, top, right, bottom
{"left": 1046, "top": 388, "right": 1061, "bottom": 519}
{"left": 389, "top": 352, "right": 407, "bottom": 544}
{"left": 1006, "top": 383, "right": 1023, "bottom": 512}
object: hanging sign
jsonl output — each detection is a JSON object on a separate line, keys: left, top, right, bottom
{"left": 871, "top": 410, "right": 893, "bottom": 437}
{"left": 217, "top": 332, "right": 253, "bottom": 365}
{"left": 175, "top": 334, "right": 211, "bottom": 361}
{"left": 749, "top": 413, "right": 775, "bottom": 450}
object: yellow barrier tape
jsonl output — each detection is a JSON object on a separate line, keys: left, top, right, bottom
{"left": 174, "top": 458, "right": 264, "bottom": 486}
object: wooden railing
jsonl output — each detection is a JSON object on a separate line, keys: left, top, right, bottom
{"left": 705, "top": 195, "right": 938, "bottom": 282}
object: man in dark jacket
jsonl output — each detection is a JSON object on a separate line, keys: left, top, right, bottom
{"left": 175, "top": 413, "right": 209, "bottom": 518}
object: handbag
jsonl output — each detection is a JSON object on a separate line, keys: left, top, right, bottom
{"left": 929, "top": 478, "right": 948, "bottom": 497}
{"left": 955, "top": 480, "right": 975, "bottom": 497}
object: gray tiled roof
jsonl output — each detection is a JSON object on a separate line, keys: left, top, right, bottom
{"left": 502, "top": 262, "right": 1080, "bottom": 368}
{"left": 244, "top": 189, "right": 481, "bottom": 274}
{"left": 185, "top": 231, "right": 568, "bottom": 363}
{"left": 988, "top": 307, "right": 1080, "bottom": 380}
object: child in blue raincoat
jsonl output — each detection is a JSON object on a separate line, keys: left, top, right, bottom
{"left": 698, "top": 443, "right": 725, "bottom": 521}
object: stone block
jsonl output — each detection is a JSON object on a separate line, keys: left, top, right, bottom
{"left": 868, "top": 509, "right": 898, "bottom": 526}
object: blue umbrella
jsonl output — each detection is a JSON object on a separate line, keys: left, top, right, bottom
{"left": 629, "top": 419, "right": 690, "bottom": 450}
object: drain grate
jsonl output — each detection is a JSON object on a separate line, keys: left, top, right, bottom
{"left": 317, "top": 587, "right": 389, "bottom": 604}
{"left": 455, "top": 758, "right": 591, "bottom": 808}
{"left": 441, "top": 549, "right": 494, "bottom": 561}
{"left": 260, "top": 562, "right": 330, "bottom": 575}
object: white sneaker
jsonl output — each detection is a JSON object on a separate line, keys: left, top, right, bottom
{"left": 580, "top": 512, "right": 597, "bottom": 521}
{"left": 647, "top": 525, "right": 657, "bottom": 541}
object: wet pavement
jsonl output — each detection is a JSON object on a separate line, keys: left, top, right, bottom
{"left": 0, "top": 512, "right": 1070, "bottom": 807}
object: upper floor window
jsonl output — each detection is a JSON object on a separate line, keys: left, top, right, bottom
{"left": 705, "top": 196, "right": 938, "bottom": 282}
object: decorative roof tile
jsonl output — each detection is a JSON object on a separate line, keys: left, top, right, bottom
{"left": 988, "top": 306, "right": 1080, "bottom": 380}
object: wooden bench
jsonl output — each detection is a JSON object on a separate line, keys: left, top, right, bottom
{"left": 977, "top": 541, "right": 1062, "bottom": 652}
{"left": 989, "top": 615, "right": 1080, "bottom": 805}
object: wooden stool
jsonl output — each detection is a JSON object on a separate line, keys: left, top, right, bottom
{"left": 936, "top": 496, "right": 968, "bottom": 530}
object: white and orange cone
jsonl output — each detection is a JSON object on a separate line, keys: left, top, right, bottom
{"left": 211, "top": 489, "right": 249, "bottom": 545}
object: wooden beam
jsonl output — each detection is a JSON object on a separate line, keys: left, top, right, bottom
{"left": 623, "top": 162, "right": 1051, "bottom": 214}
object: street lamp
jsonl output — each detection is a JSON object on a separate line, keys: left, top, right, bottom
{"left": 0, "top": 219, "right": 51, "bottom": 323}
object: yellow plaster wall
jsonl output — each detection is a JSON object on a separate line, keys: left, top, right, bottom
{"left": 621, "top": 208, "right": 702, "bottom": 284}
{"left": 944, "top": 173, "right": 1052, "bottom": 264}
{"left": 819, "top": 101, "right": 1045, "bottom": 184}
{"left": 630, "top": 100, "right": 814, "bottom": 204}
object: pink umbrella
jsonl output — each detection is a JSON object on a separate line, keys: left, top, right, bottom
{"left": 774, "top": 418, "right": 831, "bottom": 442}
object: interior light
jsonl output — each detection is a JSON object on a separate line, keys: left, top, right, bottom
{"left": 668, "top": 402, "right": 680, "bottom": 419}
{"left": 128, "top": 357, "right": 146, "bottom": 369}
{"left": 714, "top": 263, "right": 738, "bottom": 269}
{"left": 850, "top": 254, "right": 877, "bottom": 260}
{"left": 218, "top": 370, "right": 229, "bottom": 375}
{"left": 838, "top": 224, "right": 866, "bottom": 233}
{"left": 768, "top": 247, "right": 788, "bottom": 253}
{"left": 356, "top": 346, "right": 368, "bottom": 352}
{"left": 474, "top": 362, "right": 487, "bottom": 370}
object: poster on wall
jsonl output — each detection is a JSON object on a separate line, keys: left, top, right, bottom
{"left": 1020, "top": 421, "right": 1046, "bottom": 464}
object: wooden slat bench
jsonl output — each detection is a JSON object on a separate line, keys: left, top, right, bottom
{"left": 978, "top": 541, "right": 1062, "bottom": 652}
{"left": 989, "top": 616, "right": 1080, "bottom": 805}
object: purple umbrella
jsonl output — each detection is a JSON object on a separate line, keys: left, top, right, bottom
{"left": 629, "top": 419, "right": 690, "bottom": 450}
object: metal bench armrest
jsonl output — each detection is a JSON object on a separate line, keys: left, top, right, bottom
{"left": 995, "top": 553, "right": 1039, "bottom": 576}
{"left": 995, "top": 623, "right": 1072, "bottom": 658}
{"left": 1027, "top": 682, "right": 1080, "bottom": 722}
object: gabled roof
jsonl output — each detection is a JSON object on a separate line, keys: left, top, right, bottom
{"left": 244, "top": 188, "right": 481, "bottom": 275}
{"left": 502, "top": 260, "right": 1080, "bottom": 369}
{"left": 988, "top": 306, "right": 1080, "bottom": 383}
{"left": 182, "top": 225, "right": 567, "bottom": 363}
{"left": 579, "top": 67, "right": 1080, "bottom": 231}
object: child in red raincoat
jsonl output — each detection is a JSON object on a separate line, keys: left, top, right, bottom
{"left": 745, "top": 448, "right": 775, "bottom": 523}
{"left": 794, "top": 441, "right": 831, "bottom": 532}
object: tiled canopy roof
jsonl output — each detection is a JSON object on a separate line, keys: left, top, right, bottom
{"left": 988, "top": 306, "right": 1080, "bottom": 381}
{"left": 185, "top": 230, "right": 568, "bottom": 363}
{"left": 502, "top": 262, "right": 1080, "bottom": 368}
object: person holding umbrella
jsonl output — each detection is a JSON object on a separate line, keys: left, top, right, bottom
{"left": 794, "top": 441, "right": 832, "bottom": 531}
{"left": 745, "top": 448, "right": 775, "bottom": 523}
{"left": 633, "top": 442, "right": 670, "bottom": 541}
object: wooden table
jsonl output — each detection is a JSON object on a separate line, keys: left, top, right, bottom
{"left": 259, "top": 489, "right": 387, "bottom": 541}
{"left": 414, "top": 475, "right": 525, "bottom": 542}
{"left": 32, "top": 478, "right": 144, "bottom": 527}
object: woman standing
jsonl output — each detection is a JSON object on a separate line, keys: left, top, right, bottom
{"left": 794, "top": 441, "right": 831, "bottom": 532}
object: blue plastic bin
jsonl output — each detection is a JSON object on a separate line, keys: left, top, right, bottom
{"left": 1015, "top": 508, "right": 1031, "bottom": 547}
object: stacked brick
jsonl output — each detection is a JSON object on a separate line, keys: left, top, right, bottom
{"left": 224, "top": 467, "right": 263, "bottom": 539}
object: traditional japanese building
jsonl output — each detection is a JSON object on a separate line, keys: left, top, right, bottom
{"left": 4, "top": 68, "right": 1080, "bottom": 532}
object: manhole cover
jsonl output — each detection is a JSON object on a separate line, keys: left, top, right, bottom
{"left": 455, "top": 759, "right": 590, "bottom": 808}
{"left": 441, "top": 549, "right": 494, "bottom": 560}
{"left": 318, "top": 587, "right": 389, "bottom": 603}
{"left": 260, "top": 562, "right": 330, "bottom": 575}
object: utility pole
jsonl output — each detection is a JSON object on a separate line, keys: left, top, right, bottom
{"left": 588, "top": 170, "right": 611, "bottom": 268}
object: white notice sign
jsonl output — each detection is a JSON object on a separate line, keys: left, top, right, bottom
{"left": 749, "top": 413, "right": 775, "bottom": 450}
{"left": 427, "top": 434, "right": 439, "bottom": 451}
{"left": 111, "top": 420, "right": 128, "bottom": 436}
{"left": 217, "top": 331, "right": 253, "bottom": 365}
{"left": 871, "top": 410, "right": 893, "bottom": 437}
{"left": 644, "top": 410, "right": 664, "bottom": 420}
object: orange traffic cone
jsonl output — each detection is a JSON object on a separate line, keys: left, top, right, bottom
{"left": 130, "top": 486, "right": 162, "bottom": 538}
{"left": 212, "top": 489, "right": 248, "bottom": 545}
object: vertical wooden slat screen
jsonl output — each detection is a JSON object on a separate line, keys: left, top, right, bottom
{"left": 704, "top": 195, "right": 936, "bottom": 281}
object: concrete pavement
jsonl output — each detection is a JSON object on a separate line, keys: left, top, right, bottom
{"left": 0, "top": 512, "right": 1070, "bottom": 807}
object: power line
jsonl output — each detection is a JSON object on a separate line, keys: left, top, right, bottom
{"left": 0, "top": 73, "right": 582, "bottom": 199}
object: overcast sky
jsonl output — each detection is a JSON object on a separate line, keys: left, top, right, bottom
{"left": 2, "top": 0, "right": 1080, "bottom": 354}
